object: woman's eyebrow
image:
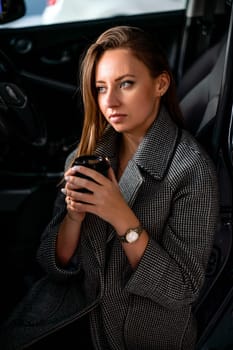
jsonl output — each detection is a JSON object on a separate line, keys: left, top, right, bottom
{"left": 96, "top": 74, "right": 136, "bottom": 84}
{"left": 115, "top": 74, "right": 136, "bottom": 81}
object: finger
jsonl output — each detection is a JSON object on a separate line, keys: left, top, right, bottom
{"left": 66, "top": 197, "right": 78, "bottom": 212}
{"left": 65, "top": 174, "right": 86, "bottom": 192}
{"left": 65, "top": 196, "right": 71, "bottom": 205}
{"left": 108, "top": 167, "right": 118, "bottom": 184}
{"left": 73, "top": 165, "right": 106, "bottom": 184}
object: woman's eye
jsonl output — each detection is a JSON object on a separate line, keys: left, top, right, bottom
{"left": 96, "top": 86, "right": 106, "bottom": 93}
{"left": 120, "top": 80, "right": 134, "bottom": 88}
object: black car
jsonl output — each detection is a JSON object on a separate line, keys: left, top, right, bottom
{"left": 0, "top": 0, "right": 232, "bottom": 349}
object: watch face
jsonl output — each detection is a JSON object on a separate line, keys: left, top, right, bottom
{"left": 126, "top": 230, "right": 139, "bottom": 243}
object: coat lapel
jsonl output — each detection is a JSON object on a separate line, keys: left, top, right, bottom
{"left": 107, "top": 160, "right": 144, "bottom": 243}
{"left": 133, "top": 106, "right": 180, "bottom": 180}
{"left": 119, "top": 160, "right": 144, "bottom": 205}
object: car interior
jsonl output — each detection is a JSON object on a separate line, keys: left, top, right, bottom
{"left": 0, "top": 0, "right": 233, "bottom": 348}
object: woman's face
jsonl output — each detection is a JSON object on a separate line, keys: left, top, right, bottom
{"left": 95, "top": 48, "right": 167, "bottom": 138}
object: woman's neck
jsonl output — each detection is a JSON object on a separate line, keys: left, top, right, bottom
{"left": 117, "top": 134, "right": 141, "bottom": 180}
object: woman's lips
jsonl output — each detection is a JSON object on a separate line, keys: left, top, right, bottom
{"left": 109, "top": 114, "right": 127, "bottom": 122}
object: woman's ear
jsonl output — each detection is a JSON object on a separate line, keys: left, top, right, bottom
{"left": 155, "top": 72, "right": 170, "bottom": 97}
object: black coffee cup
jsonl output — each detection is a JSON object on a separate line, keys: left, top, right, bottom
{"left": 72, "top": 155, "right": 110, "bottom": 193}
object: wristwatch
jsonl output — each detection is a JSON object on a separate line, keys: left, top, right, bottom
{"left": 117, "top": 224, "right": 143, "bottom": 243}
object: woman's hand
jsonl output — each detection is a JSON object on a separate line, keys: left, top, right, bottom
{"left": 62, "top": 166, "right": 87, "bottom": 223}
{"left": 61, "top": 164, "right": 149, "bottom": 269}
{"left": 62, "top": 165, "right": 136, "bottom": 232}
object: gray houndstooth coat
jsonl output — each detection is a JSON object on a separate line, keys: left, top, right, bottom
{"left": 0, "top": 106, "right": 219, "bottom": 350}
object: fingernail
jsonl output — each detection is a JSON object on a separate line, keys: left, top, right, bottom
{"left": 61, "top": 188, "right": 66, "bottom": 195}
{"left": 65, "top": 176, "right": 70, "bottom": 181}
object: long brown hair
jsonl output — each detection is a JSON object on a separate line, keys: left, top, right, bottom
{"left": 76, "top": 25, "right": 183, "bottom": 158}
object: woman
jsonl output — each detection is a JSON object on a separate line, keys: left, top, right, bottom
{"left": 0, "top": 25, "right": 219, "bottom": 350}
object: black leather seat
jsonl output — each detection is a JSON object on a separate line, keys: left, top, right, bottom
{"left": 178, "top": 36, "right": 226, "bottom": 149}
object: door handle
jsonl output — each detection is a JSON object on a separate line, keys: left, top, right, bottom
{"left": 40, "top": 50, "right": 71, "bottom": 65}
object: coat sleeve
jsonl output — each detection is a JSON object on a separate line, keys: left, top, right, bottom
{"left": 125, "top": 141, "right": 219, "bottom": 309}
{"left": 36, "top": 149, "right": 82, "bottom": 282}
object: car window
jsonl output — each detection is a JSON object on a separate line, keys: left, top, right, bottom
{"left": 1, "top": 0, "right": 187, "bottom": 28}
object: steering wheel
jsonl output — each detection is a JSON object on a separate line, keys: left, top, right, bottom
{"left": 0, "top": 49, "right": 47, "bottom": 152}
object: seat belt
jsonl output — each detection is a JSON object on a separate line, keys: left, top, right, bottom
{"left": 196, "top": 0, "right": 219, "bottom": 54}
{"left": 177, "top": 0, "right": 220, "bottom": 83}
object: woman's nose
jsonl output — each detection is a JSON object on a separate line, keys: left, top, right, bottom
{"left": 104, "top": 89, "right": 120, "bottom": 107}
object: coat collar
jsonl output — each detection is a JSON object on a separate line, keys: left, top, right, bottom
{"left": 96, "top": 105, "right": 180, "bottom": 181}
